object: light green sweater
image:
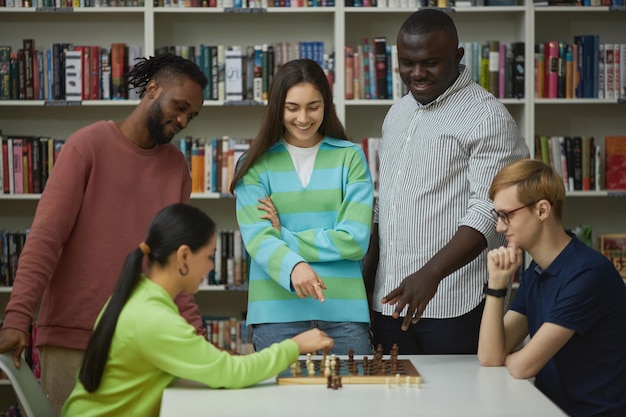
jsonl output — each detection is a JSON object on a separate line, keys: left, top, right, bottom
{"left": 62, "top": 277, "right": 299, "bottom": 417}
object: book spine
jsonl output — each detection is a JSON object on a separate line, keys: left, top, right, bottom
{"left": 23, "top": 39, "right": 35, "bottom": 100}
{"left": 488, "top": 40, "right": 499, "bottom": 97}
{"left": 373, "top": 37, "right": 387, "bottom": 99}
{"left": 0, "top": 46, "right": 10, "bottom": 100}
{"left": 545, "top": 41, "right": 558, "bottom": 99}
{"left": 252, "top": 45, "right": 263, "bottom": 102}
{"left": 345, "top": 46, "right": 354, "bottom": 100}
{"left": 225, "top": 46, "right": 243, "bottom": 102}
{"left": 64, "top": 50, "right": 82, "bottom": 101}
{"left": 89, "top": 46, "right": 100, "bottom": 100}
{"left": 110, "top": 43, "right": 127, "bottom": 100}
{"left": 12, "top": 138, "right": 23, "bottom": 194}
{"left": 127, "top": 45, "right": 142, "bottom": 100}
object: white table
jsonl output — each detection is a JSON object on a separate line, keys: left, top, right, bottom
{"left": 160, "top": 355, "right": 567, "bottom": 417}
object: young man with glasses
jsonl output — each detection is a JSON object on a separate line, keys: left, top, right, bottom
{"left": 478, "top": 158, "right": 626, "bottom": 417}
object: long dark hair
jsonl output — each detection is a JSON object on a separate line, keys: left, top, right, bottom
{"left": 78, "top": 203, "right": 216, "bottom": 392}
{"left": 229, "top": 58, "right": 348, "bottom": 194}
{"left": 128, "top": 53, "right": 208, "bottom": 98}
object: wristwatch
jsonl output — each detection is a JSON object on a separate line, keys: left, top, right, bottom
{"left": 483, "top": 283, "right": 507, "bottom": 298}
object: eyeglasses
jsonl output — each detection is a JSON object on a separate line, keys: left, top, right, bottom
{"left": 491, "top": 201, "right": 538, "bottom": 225}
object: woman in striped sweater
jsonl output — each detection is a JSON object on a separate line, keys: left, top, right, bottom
{"left": 230, "top": 59, "right": 375, "bottom": 355}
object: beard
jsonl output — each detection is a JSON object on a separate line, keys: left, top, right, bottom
{"left": 146, "top": 100, "right": 174, "bottom": 145}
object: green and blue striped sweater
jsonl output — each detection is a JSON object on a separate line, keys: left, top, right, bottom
{"left": 235, "top": 137, "right": 374, "bottom": 325}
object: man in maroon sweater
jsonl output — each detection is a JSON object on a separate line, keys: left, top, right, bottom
{"left": 0, "top": 53, "right": 208, "bottom": 414}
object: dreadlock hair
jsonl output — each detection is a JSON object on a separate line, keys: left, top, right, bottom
{"left": 128, "top": 53, "right": 208, "bottom": 98}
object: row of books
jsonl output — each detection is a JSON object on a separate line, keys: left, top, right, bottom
{"left": 345, "top": 38, "right": 402, "bottom": 101}
{"left": 538, "top": 0, "right": 626, "bottom": 6}
{"left": 462, "top": 41, "right": 525, "bottom": 99}
{"left": 158, "top": 41, "right": 330, "bottom": 103}
{"left": 178, "top": 136, "right": 251, "bottom": 195}
{"left": 0, "top": 226, "right": 247, "bottom": 287}
{"left": 0, "top": 229, "right": 28, "bottom": 287}
{"left": 344, "top": 39, "right": 525, "bottom": 101}
{"left": 347, "top": 0, "right": 518, "bottom": 6}
{"left": 597, "top": 233, "right": 626, "bottom": 279}
{"left": 0, "top": 0, "right": 140, "bottom": 7}
{"left": 155, "top": 0, "right": 334, "bottom": 6}
{"left": 202, "top": 316, "right": 254, "bottom": 354}
{"left": 207, "top": 229, "right": 249, "bottom": 287}
{"left": 0, "top": 40, "right": 136, "bottom": 102}
{"left": 533, "top": 135, "right": 626, "bottom": 191}
{"left": 1, "top": 136, "right": 65, "bottom": 195}
{"left": 535, "top": 40, "right": 626, "bottom": 100}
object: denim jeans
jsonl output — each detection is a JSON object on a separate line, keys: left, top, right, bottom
{"left": 252, "top": 321, "right": 372, "bottom": 356}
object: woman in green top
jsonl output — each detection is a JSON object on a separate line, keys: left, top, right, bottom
{"left": 62, "top": 203, "right": 333, "bottom": 417}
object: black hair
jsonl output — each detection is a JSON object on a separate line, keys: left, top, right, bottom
{"left": 128, "top": 53, "right": 209, "bottom": 98}
{"left": 229, "top": 58, "right": 347, "bottom": 194}
{"left": 78, "top": 203, "right": 216, "bottom": 392}
{"left": 399, "top": 9, "right": 459, "bottom": 45}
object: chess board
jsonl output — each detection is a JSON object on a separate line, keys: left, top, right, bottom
{"left": 276, "top": 357, "right": 422, "bottom": 385}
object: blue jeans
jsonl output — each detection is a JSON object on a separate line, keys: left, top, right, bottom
{"left": 252, "top": 321, "right": 372, "bottom": 356}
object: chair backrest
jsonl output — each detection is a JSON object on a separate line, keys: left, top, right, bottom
{"left": 0, "top": 352, "right": 57, "bottom": 417}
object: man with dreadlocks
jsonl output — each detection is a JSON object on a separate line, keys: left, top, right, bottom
{"left": 0, "top": 53, "right": 208, "bottom": 414}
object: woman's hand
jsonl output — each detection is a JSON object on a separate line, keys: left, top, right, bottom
{"left": 258, "top": 194, "right": 281, "bottom": 232}
{"left": 291, "top": 262, "right": 327, "bottom": 302}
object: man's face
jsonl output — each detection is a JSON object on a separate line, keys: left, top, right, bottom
{"left": 396, "top": 30, "right": 463, "bottom": 105}
{"left": 146, "top": 78, "right": 204, "bottom": 145}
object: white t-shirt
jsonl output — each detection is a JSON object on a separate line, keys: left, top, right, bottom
{"left": 283, "top": 140, "right": 321, "bottom": 188}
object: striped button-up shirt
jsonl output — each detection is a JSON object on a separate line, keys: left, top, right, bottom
{"left": 373, "top": 66, "right": 529, "bottom": 319}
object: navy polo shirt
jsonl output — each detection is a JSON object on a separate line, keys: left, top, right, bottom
{"left": 511, "top": 235, "right": 626, "bottom": 417}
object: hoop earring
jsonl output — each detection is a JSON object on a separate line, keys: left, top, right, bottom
{"left": 179, "top": 264, "right": 189, "bottom": 277}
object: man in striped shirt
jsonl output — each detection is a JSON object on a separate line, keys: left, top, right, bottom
{"left": 364, "top": 9, "right": 529, "bottom": 354}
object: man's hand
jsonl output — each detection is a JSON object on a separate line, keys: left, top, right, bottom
{"left": 487, "top": 245, "right": 522, "bottom": 289}
{"left": 381, "top": 271, "right": 439, "bottom": 331}
{"left": 0, "top": 328, "right": 30, "bottom": 368}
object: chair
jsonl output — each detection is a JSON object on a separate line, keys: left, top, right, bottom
{"left": 0, "top": 352, "right": 57, "bottom": 417}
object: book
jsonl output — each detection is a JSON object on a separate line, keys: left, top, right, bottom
{"left": 0, "top": 45, "right": 11, "bottom": 100}
{"left": 90, "top": 45, "right": 101, "bottom": 100}
{"left": 100, "top": 48, "right": 111, "bottom": 100}
{"left": 252, "top": 45, "right": 263, "bottom": 102}
{"left": 110, "top": 42, "right": 127, "bottom": 100}
{"left": 488, "top": 40, "right": 499, "bottom": 97}
{"left": 73, "top": 46, "right": 90, "bottom": 100}
{"left": 598, "top": 234, "right": 626, "bottom": 279}
{"left": 23, "top": 39, "right": 35, "bottom": 100}
{"left": 361, "top": 38, "right": 371, "bottom": 99}
{"left": 127, "top": 45, "right": 143, "bottom": 100}
{"left": 373, "top": 37, "right": 387, "bottom": 100}
{"left": 64, "top": 49, "right": 82, "bottom": 101}
{"left": 544, "top": 41, "right": 558, "bottom": 99}
{"left": 225, "top": 46, "right": 243, "bottom": 102}
{"left": 604, "top": 136, "right": 626, "bottom": 190}
{"left": 344, "top": 45, "right": 354, "bottom": 100}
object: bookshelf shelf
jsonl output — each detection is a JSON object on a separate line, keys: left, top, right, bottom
{"left": 535, "top": 99, "right": 624, "bottom": 104}
{"left": 0, "top": 285, "right": 247, "bottom": 294}
{"left": 534, "top": 6, "right": 614, "bottom": 12}
{"left": 0, "top": 100, "right": 141, "bottom": 107}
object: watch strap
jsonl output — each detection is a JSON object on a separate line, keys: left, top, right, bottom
{"left": 483, "top": 283, "right": 507, "bottom": 298}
